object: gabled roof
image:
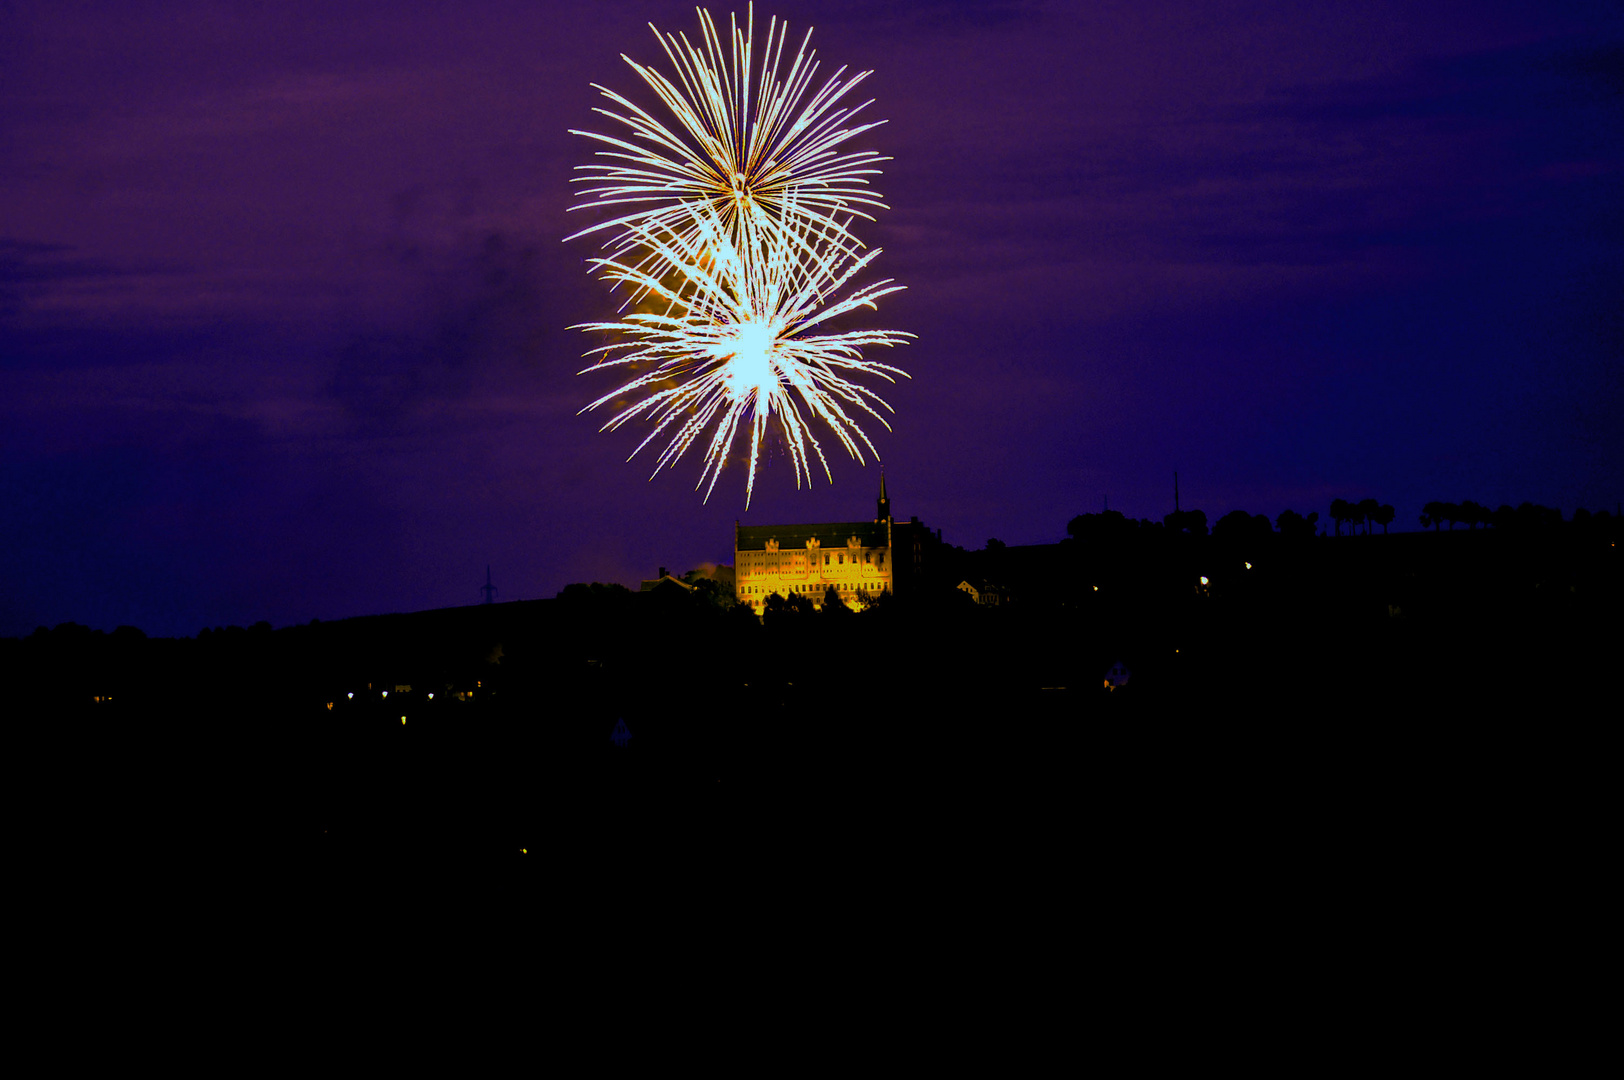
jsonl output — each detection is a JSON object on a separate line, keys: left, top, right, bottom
{"left": 638, "top": 575, "right": 694, "bottom": 593}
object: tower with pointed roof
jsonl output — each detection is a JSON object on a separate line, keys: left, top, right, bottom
{"left": 733, "top": 473, "right": 933, "bottom": 615}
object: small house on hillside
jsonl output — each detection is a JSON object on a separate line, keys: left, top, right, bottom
{"left": 639, "top": 568, "right": 694, "bottom": 595}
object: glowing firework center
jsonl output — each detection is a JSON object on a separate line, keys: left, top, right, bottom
{"left": 567, "top": 6, "right": 911, "bottom": 507}
{"left": 716, "top": 318, "right": 782, "bottom": 412}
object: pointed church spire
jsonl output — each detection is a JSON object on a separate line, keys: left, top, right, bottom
{"left": 877, "top": 469, "right": 891, "bottom": 523}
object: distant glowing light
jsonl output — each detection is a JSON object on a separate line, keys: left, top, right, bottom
{"left": 1200, "top": 576, "right": 1210, "bottom": 586}
{"left": 347, "top": 692, "right": 353, "bottom": 699}
{"left": 401, "top": 717, "right": 407, "bottom": 724}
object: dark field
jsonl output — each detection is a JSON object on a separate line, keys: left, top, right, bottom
{"left": 16, "top": 528, "right": 1609, "bottom": 1058}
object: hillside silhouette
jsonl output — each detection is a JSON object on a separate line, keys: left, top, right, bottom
{"left": 11, "top": 501, "right": 1616, "bottom": 898}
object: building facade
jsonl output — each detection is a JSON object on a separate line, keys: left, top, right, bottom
{"left": 734, "top": 476, "right": 933, "bottom": 613}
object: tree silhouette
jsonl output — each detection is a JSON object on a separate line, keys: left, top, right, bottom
{"left": 763, "top": 592, "right": 815, "bottom": 621}
{"left": 1214, "top": 510, "right": 1273, "bottom": 543}
{"left": 1213, "top": 510, "right": 1248, "bottom": 539}
{"left": 1486, "top": 502, "right": 1565, "bottom": 532}
{"left": 1163, "top": 509, "right": 1208, "bottom": 536}
{"left": 1276, "top": 508, "right": 1319, "bottom": 539}
{"left": 688, "top": 576, "right": 734, "bottom": 610}
{"left": 1520, "top": 502, "right": 1563, "bottom": 530}
{"left": 1067, "top": 510, "right": 1136, "bottom": 544}
{"left": 555, "top": 581, "right": 634, "bottom": 606}
{"left": 1373, "top": 504, "right": 1395, "bottom": 535}
{"left": 820, "top": 586, "right": 853, "bottom": 617}
{"left": 983, "top": 537, "right": 1008, "bottom": 581}
{"left": 1329, "top": 498, "right": 1352, "bottom": 537}
{"left": 858, "top": 588, "right": 895, "bottom": 615}
{"left": 1356, "top": 498, "right": 1380, "bottom": 536}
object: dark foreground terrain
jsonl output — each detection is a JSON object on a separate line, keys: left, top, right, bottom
{"left": 11, "top": 528, "right": 1613, "bottom": 1051}
{"left": 16, "top": 527, "right": 1613, "bottom": 874}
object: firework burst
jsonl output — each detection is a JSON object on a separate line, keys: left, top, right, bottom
{"left": 568, "top": 3, "right": 887, "bottom": 272}
{"left": 568, "top": 6, "right": 911, "bottom": 507}
{"left": 574, "top": 200, "right": 912, "bottom": 508}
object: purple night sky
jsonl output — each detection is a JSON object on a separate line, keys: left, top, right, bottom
{"left": 3, "top": 1, "right": 1620, "bottom": 637}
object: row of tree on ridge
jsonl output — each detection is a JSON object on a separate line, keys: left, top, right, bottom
{"left": 1059, "top": 499, "right": 1613, "bottom": 545}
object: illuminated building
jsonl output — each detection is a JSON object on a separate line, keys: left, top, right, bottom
{"left": 956, "top": 580, "right": 1003, "bottom": 606}
{"left": 734, "top": 476, "right": 937, "bottom": 613}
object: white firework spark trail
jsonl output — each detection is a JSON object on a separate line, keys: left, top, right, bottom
{"left": 567, "top": 6, "right": 911, "bottom": 507}
{"left": 567, "top": 3, "right": 888, "bottom": 275}
{"left": 573, "top": 201, "right": 912, "bottom": 508}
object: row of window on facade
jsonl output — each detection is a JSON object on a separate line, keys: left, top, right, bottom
{"left": 741, "top": 551, "right": 884, "bottom": 572}
{"left": 739, "top": 582, "right": 890, "bottom": 595}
